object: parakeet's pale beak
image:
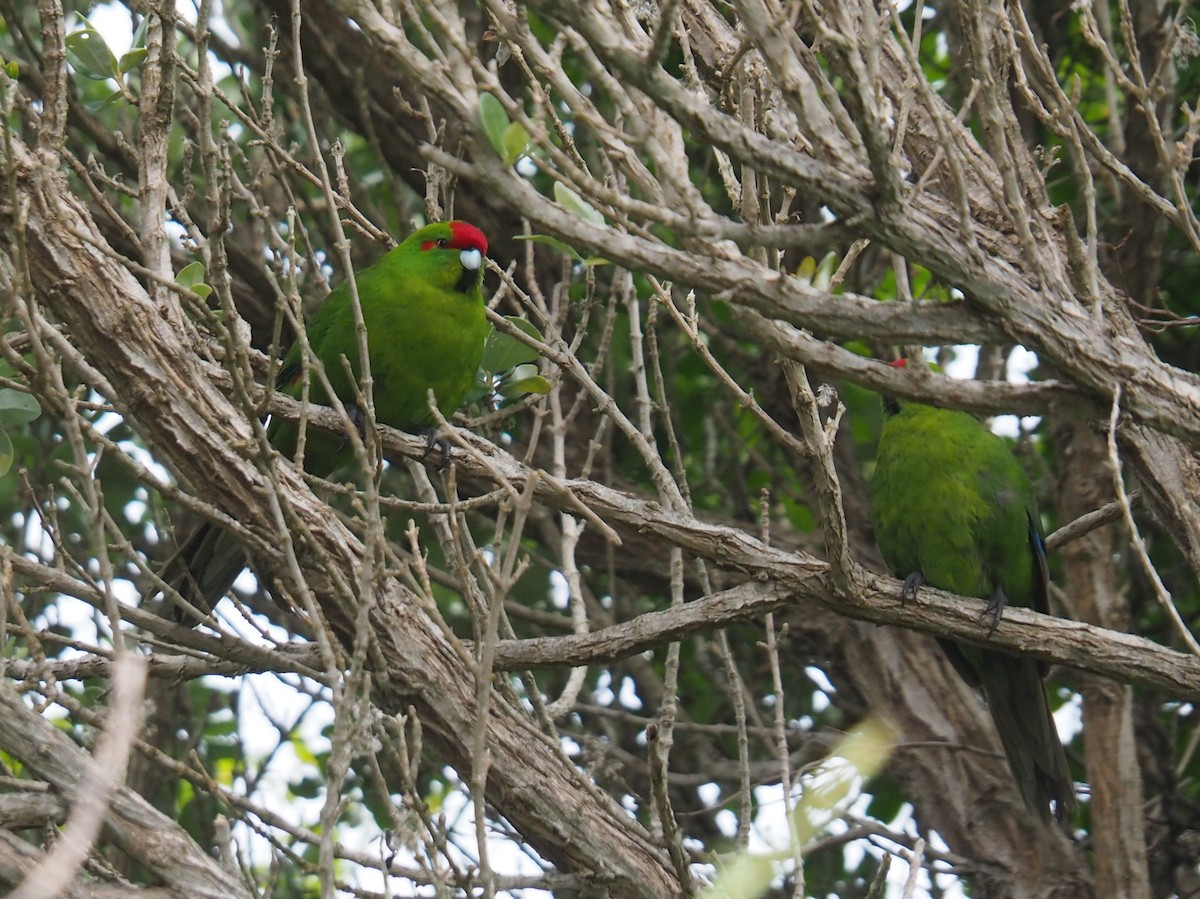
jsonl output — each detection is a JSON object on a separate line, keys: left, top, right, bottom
{"left": 460, "top": 248, "right": 483, "bottom": 271}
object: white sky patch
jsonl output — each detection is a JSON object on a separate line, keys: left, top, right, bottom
{"left": 84, "top": 4, "right": 137, "bottom": 55}
{"left": 592, "top": 669, "right": 615, "bottom": 705}
{"left": 618, "top": 675, "right": 643, "bottom": 710}
{"left": 805, "top": 664, "right": 836, "bottom": 719}
{"left": 1053, "top": 687, "right": 1084, "bottom": 743}
{"left": 549, "top": 569, "right": 570, "bottom": 609}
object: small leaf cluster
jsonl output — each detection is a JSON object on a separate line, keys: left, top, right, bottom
{"left": 479, "top": 92, "right": 531, "bottom": 167}
{"left": 65, "top": 15, "right": 147, "bottom": 110}
{"left": 478, "top": 96, "right": 610, "bottom": 267}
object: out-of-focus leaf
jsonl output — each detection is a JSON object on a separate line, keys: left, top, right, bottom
{"left": 553, "top": 181, "right": 605, "bottom": 225}
{"left": 498, "top": 371, "right": 551, "bottom": 399}
{"left": 0, "top": 429, "right": 11, "bottom": 477}
{"left": 176, "top": 260, "right": 213, "bottom": 300}
{"left": 515, "top": 234, "right": 609, "bottom": 267}
{"left": 699, "top": 718, "right": 894, "bottom": 899}
{"left": 118, "top": 47, "right": 147, "bottom": 75}
{"left": 501, "top": 121, "right": 530, "bottom": 166}
{"left": 0, "top": 389, "right": 41, "bottom": 428}
{"left": 515, "top": 234, "right": 584, "bottom": 262}
{"left": 84, "top": 90, "right": 125, "bottom": 113}
{"left": 131, "top": 15, "right": 148, "bottom": 51}
{"left": 479, "top": 93, "right": 510, "bottom": 159}
{"left": 481, "top": 317, "right": 542, "bottom": 372}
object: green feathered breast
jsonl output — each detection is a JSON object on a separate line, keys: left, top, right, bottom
{"left": 871, "top": 388, "right": 1075, "bottom": 823}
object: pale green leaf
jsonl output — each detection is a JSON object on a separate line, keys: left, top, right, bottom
{"left": 553, "top": 182, "right": 605, "bottom": 225}
{"left": 698, "top": 718, "right": 894, "bottom": 899}
{"left": 176, "top": 260, "right": 206, "bottom": 287}
{"left": 118, "top": 47, "right": 147, "bottom": 75}
{"left": 131, "top": 15, "right": 149, "bottom": 51}
{"left": 481, "top": 318, "right": 542, "bottom": 372}
{"left": 513, "top": 234, "right": 584, "bottom": 262}
{"left": 498, "top": 372, "right": 551, "bottom": 399}
{"left": 479, "top": 93, "right": 510, "bottom": 159}
{"left": 0, "top": 389, "right": 41, "bottom": 428}
{"left": 176, "top": 260, "right": 212, "bottom": 298}
{"left": 501, "top": 121, "right": 530, "bottom": 166}
{"left": 795, "top": 256, "right": 817, "bottom": 283}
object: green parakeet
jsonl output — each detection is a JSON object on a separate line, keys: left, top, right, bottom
{"left": 870, "top": 359, "right": 1075, "bottom": 822}
{"left": 163, "top": 220, "right": 490, "bottom": 619}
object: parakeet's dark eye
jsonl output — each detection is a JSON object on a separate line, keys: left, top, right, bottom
{"left": 436, "top": 238, "right": 450, "bottom": 248}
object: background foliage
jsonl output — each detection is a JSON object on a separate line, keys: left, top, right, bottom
{"left": 1, "top": 1, "right": 1199, "bottom": 897}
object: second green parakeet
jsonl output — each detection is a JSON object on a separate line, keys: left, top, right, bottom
{"left": 870, "top": 358, "right": 1075, "bottom": 822}
{"left": 163, "top": 220, "right": 490, "bottom": 619}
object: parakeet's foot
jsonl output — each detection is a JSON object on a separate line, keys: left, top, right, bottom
{"left": 901, "top": 572, "right": 924, "bottom": 603}
{"left": 983, "top": 587, "right": 1008, "bottom": 636}
{"left": 420, "top": 428, "right": 452, "bottom": 470}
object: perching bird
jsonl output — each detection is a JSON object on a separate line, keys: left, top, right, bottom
{"left": 163, "top": 220, "right": 490, "bottom": 620}
{"left": 870, "top": 358, "right": 1075, "bottom": 822}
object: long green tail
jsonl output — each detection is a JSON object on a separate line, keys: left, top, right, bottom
{"left": 159, "top": 522, "right": 247, "bottom": 624}
{"left": 975, "top": 648, "right": 1076, "bottom": 822}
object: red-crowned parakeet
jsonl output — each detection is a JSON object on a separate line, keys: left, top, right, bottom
{"left": 870, "top": 358, "right": 1075, "bottom": 822}
{"left": 163, "top": 220, "right": 490, "bottom": 619}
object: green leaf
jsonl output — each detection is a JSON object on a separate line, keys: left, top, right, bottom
{"left": 118, "top": 47, "right": 147, "bottom": 75}
{"left": 479, "top": 93, "right": 510, "bottom": 159}
{"left": 514, "top": 234, "right": 584, "bottom": 262}
{"left": 84, "top": 90, "right": 125, "bottom": 113}
{"left": 514, "top": 234, "right": 609, "bottom": 267}
{"left": 501, "top": 121, "right": 530, "bottom": 166}
{"left": 497, "top": 368, "right": 551, "bottom": 399}
{"left": 812, "top": 251, "right": 839, "bottom": 291}
{"left": 480, "top": 333, "right": 536, "bottom": 373}
{"left": 66, "top": 20, "right": 120, "bottom": 81}
{"left": 3, "top": 61, "right": 18, "bottom": 79}
{"left": 0, "top": 389, "right": 41, "bottom": 428}
{"left": 131, "top": 15, "right": 149, "bottom": 51}
{"left": 553, "top": 182, "right": 605, "bottom": 225}
{"left": 0, "top": 428, "right": 11, "bottom": 477}
{"left": 481, "top": 317, "right": 542, "bottom": 372}
{"left": 176, "top": 260, "right": 213, "bottom": 299}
